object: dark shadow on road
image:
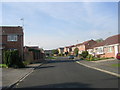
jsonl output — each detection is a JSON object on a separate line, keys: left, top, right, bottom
{"left": 46, "top": 59, "right": 82, "bottom": 64}
{"left": 35, "top": 65, "right": 55, "bottom": 70}
{"left": 12, "top": 82, "right": 92, "bottom": 89}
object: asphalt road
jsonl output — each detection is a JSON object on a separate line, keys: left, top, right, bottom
{"left": 13, "top": 58, "right": 119, "bottom": 88}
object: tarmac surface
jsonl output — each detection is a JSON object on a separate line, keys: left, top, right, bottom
{"left": 1, "top": 58, "right": 120, "bottom": 89}
{"left": 14, "top": 59, "right": 119, "bottom": 88}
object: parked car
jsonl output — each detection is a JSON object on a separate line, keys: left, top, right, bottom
{"left": 116, "top": 53, "right": 120, "bottom": 60}
{"left": 68, "top": 55, "right": 74, "bottom": 59}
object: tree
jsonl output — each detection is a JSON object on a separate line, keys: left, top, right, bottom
{"left": 74, "top": 48, "right": 79, "bottom": 57}
{"left": 65, "top": 51, "right": 68, "bottom": 56}
{"left": 3, "top": 50, "right": 25, "bottom": 68}
{"left": 81, "top": 51, "right": 89, "bottom": 59}
{"left": 52, "top": 49, "right": 59, "bottom": 55}
{"left": 95, "top": 38, "right": 104, "bottom": 43}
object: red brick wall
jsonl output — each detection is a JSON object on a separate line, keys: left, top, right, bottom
{"left": 77, "top": 45, "right": 85, "bottom": 51}
{"left": 24, "top": 47, "right": 45, "bottom": 63}
{"left": 100, "top": 46, "right": 115, "bottom": 58}
{"left": 2, "top": 26, "right": 23, "bottom": 59}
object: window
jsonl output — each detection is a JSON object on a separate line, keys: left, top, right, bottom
{"left": 96, "top": 47, "right": 104, "bottom": 54}
{"left": 9, "top": 48, "right": 18, "bottom": 51}
{"left": 8, "top": 35, "right": 18, "bottom": 41}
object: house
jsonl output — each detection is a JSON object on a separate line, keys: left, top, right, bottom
{"left": 89, "top": 34, "right": 120, "bottom": 58}
{"left": 24, "top": 46, "right": 45, "bottom": 63}
{"left": 44, "top": 50, "right": 53, "bottom": 57}
{"left": 58, "top": 47, "right": 64, "bottom": 55}
{"left": 63, "top": 46, "right": 69, "bottom": 55}
{"left": 76, "top": 39, "right": 97, "bottom": 54}
{"left": 0, "top": 26, "right": 24, "bottom": 62}
{"left": 63, "top": 45, "right": 75, "bottom": 55}
{"left": 68, "top": 45, "right": 75, "bottom": 55}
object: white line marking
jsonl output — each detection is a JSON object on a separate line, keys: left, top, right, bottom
{"left": 76, "top": 61, "right": 120, "bottom": 77}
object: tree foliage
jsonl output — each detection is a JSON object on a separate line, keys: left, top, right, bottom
{"left": 52, "top": 49, "right": 59, "bottom": 54}
{"left": 81, "top": 51, "right": 89, "bottom": 58}
{"left": 74, "top": 48, "right": 79, "bottom": 56}
{"left": 3, "top": 50, "right": 25, "bottom": 68}
{"left": 95, "top": 38, "right": 104, "bottom": 43}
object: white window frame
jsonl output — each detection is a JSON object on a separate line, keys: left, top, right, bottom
{"left": 96, "top": 47, "right": 104, "bottom": 54}
{"left": 7, "top": 34, "right": 18, "bottom": 41}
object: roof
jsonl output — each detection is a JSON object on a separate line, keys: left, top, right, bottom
{"left": 1, "top": 26, "right": 23, "bottom": 35}
{"left": 91, "top": 34, "right": 120, "bottom": 48}
{"left": 24, "top": 46, "right": 39, "bottom": 49}
{"left": 65, "top": 45, "right": 75, "bottom": 48}
{"left": 0, "top": 26, "right": 22, "bottom": 28}
{"left": 76, "top": 39, "right": 95, "bottom": 46}
{"left": 58, "top": 47, "right": 64, "bottom": 49}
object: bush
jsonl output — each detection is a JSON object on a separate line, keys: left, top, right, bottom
{"left": 23, "top": 61, "right": 30, "bottom": 66}
{"left": 3, "top": 50, "right": 25, "bottom": 68}
{"left": 74, "top": 48, "right": 79, "bottom": 57}
{"left": 86, "top": 54, "right": 94, "bottom": 61}
{"left": 81, "top": 51, "right": 89, "bottom": 59}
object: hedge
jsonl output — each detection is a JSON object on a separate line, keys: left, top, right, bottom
{"left": 3, "top": 50, "right": 25, "bottom": 68}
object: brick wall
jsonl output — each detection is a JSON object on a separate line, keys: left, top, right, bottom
{"left": 1, "top": 26, "right": 24, "bottom": 60}
{"left": 99, "top": 46, "right": 115, "bottom": 58}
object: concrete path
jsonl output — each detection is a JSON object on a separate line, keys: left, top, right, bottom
{"left": 75, "top": 59, "right": 119, "bottom": 77}
{"left": 2, "top": 63, "right": 43, "bottom": 89}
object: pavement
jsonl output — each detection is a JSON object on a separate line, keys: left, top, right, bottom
{"left": 1, "top": 62, "right": 44, "bottom": 90}
{"left": 75, "top": 59, "right": 120, "bottom": 77}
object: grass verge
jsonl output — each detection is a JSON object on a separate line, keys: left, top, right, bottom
{"left": 0, "top": 64, "right": 8, "bottom": 68}
{"left": 111, "top": 64, "right": 120, "bottom": 67}
{"left": 45, "top": 57, "right": 57, "bottom": 59}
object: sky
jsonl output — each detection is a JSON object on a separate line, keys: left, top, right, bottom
{"left": 0, "top": 1, "right": 118, "bottom": 50}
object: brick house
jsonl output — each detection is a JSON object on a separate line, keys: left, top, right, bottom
{"left": 63, "top": 45, "right": 75, "bottom": 55}
{"left": 0, "top": 26, "right": 24, "bottom": 62}
{"left": 44, "top": 50, "right": 53, "bottom": 57}
{"left": 24, "top": 46, "right": 45, "bottom": 63}
{"left": 76, "top": 39, "right": 97, "bottom": 54}
{"left": 58, "top": 47, "right": 64, "bottom": 55}
{"left": 63, "top": 46, "right": 69, "bottom": 54}
{"left": 88, "top": 34, "right": 120, "bottom": 58}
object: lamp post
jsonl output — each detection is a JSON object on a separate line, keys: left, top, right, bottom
{"left": 20, "top": 18, "right": 24, "bottom": 61}
{"left": 20, "top": 18, "right": 24, "bottom": 27}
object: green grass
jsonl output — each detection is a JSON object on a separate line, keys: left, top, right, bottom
{"left": 112, "top": 64, "right": 120, "bottom": 67}
{"left": 0, "top": 64, "right": 8, "bottom": 68}
{"left": 86, "top": 57, "right": 114, "bottom": 61}
{"left": 45, "top": 57, "right": 57, "bottom": 59}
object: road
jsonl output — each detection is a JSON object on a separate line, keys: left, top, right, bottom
{"left": 13, "top": 57, "right": 119, "bottom": 88}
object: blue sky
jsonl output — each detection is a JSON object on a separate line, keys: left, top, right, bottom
{"left": 1, "top": 2, "right": 118, "bottom": 50}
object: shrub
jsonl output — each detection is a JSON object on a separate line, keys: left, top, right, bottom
{"left": 86, "top": 54, "right": 94, "bottom": 61}
{"left": 3, "top": 50, "right": 25, "bottom": 68}
{"left": 74, "top": 48, "right": 79, "bottom": 57}
{"left": 81, "top": 51, "right": 89, "bottom": 59}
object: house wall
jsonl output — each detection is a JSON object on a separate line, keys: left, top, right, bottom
{"left": 72, "top": 46, "right": 76, "bottom": 52}
{"left": 95, "top": 45, "right": 117, "bottom": 58}
{"left": 64, "top": 47, "right": 69, "bottom": 53}
{"left": 77, "top": 45, "right": 85, "bottom": 54}
{"left": 24, "top": 51, "right": 34, "bottom": 63}
{"left": 101, "top": 46, "right": 115, "bottom": 58}
{"left": 58, "top": 48, "right": 64, "bottom": 54}
{"left": 2, "top": 26, "right": 24, "bottom": 60}
{"left": 24, "top": 47, "right": 45, "bottom": 63}
{"left": 118, "top": 44, "right": 120, "bottom": 53}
